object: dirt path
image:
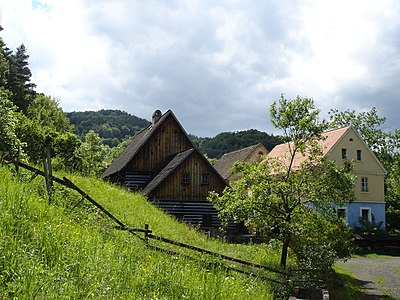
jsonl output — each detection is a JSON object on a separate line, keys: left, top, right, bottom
{"left": 335, "top": 257, "right": 400, "bottom": 299}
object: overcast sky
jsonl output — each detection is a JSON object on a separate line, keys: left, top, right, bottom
{"left": 1, "top": 0, "right": 400, "bottom": 137}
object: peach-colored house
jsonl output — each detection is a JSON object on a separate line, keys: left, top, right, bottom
{"left": 268, "top": 125, "right": 387, "bottom": 229}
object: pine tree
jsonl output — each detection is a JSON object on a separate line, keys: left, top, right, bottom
{"left": 6, "top": 44, "right": 36, "bottom": 113}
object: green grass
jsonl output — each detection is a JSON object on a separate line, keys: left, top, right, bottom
{"left": 0, "top": 165, "right": 280, "bottom": 299}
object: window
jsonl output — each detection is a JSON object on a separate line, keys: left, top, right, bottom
{"left": 361, "top": 177, "right": 369, "bottom": 192}
{"left": 181, "top": 172, "right": 190, "bottom": 184}
{"left": 341, "top": 148, "right": 347, "bottom": 159}
{"left": 337, "top": 207, "right": 348, "bottom": 223}
{"left": 360, "top": 208, "right": 371, "bottom": 222}
{"left": 201, "top": 173, "right": 209, "bottom": 185}
{"left": 356, "top": 150, "right": 362, "bottom": 161}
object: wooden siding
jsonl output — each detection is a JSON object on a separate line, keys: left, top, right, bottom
{"left": 150, "top": 151, "right": 226, "bottom": 200}
{"left": 128, "top": 115, "right": 193, "bottom": 172}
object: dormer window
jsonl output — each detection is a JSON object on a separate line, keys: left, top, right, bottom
{"left": 341, "top": 148, "right": 347, "bottom": 159}
{"left": 356, "top": 150, "right": 362, "bottom": 161}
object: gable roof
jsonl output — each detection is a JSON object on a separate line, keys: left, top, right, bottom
{"left": 267, "top": 125, "right": 386, "bottom": 174}
{"left": 141, "top": 148, "right": 195, "bottom": 195}
{"left": 141, "top": 147, "right": 227, "bottom": 196}
{"left": 214, "top": 143, "right": 267, "bottom": 179}
{"left": 102, "top": 110, "right": 194, "bottom": 179}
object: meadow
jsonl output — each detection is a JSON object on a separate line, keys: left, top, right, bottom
{"left": 0, "top": 164, "right": 283, "bottom": 299}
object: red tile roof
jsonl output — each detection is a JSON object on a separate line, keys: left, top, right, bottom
{"left": 267, "top": 126, "right": 351, "bottom": 169}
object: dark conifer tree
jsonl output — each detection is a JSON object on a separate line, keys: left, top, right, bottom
{"left": 6, "top": 44, "right": 36, "bottom": 113}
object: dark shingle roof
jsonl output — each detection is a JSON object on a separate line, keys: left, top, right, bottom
{"left": 102, "top": 110, "right": 176, "bottom": 179}
{"left": 214, "top": 143, "right": 266, "bottom": 179}
{"left": 141, "top": 148, "right": 195, "bottom": 195}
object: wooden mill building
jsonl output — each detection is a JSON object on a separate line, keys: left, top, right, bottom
{"left": 102, "top": 109, "right": 227, "bottom": 229}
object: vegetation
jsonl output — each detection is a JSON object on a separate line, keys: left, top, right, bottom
{"left": 191, "top": 129, "right": 281, "bottom": 158}
{"left": 0, "top": 164, "right": 281, "bottom": 299}
{"left": 67, "top": 110, "right": 150, "bottom": 147}
{"left": 209, "top": 95, "right": 356, "bottom": 270}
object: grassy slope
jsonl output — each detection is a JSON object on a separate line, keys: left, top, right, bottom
{"left": 0, "top": 165, "right": 280, "bottom": 299}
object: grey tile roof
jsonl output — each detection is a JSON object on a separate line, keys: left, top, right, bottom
{"left": 214, "top": 143, "right": 265, "bottom": 179}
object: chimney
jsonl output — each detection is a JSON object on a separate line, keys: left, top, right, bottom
{"left": 152, "top": 110, "right": 162, "bottom": 126}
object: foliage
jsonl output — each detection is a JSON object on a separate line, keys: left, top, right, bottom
{"left": 52, "top": 132, "right": 83, "bottom": 171}
{"left": 75, "top": 130, "right": 110, "bottom": 176}
{"left": 354, "top": 215, "right": 385, "bottom": 236}
{"left": 27, "top": 93, "right": 73, "bottom": 133}
{"left": 0, "top": 96, "right": 24, "bottom": 160}
{"left": 66, "top": 110, "right": 150, "bottom": 147}
{"left": 210, "top": 95, "right": 355, "bottom": 270}
{"left": 291, "top": 209, "right": 354, "bottom": 270}
{"left": 191, "top": 129, "right": 281, "bottom": 158}
{"left": 6, "top": 44, "right": 36, "bottom": 113}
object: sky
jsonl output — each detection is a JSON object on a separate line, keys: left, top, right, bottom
{"left": 1, "top": 0, "right": 400, "bottom": 137}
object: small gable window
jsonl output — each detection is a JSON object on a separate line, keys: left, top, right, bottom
{"left": 201, "top": 173, "right": 209, "bottom": 185}
{"left": 341, "top": 148, "right": 347, "bottom": 159}
{"left": 357, "top": 150, "right": 362, "bottom": 161}
{"left": 361, "top": 177, "right": 369, "bottom": 193}
{"left": 181, "top": 172, "right": 190, "bottom": 184}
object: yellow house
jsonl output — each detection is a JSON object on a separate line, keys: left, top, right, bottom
{"left": 268, "top": 125, "right": 386, "bottom": 229}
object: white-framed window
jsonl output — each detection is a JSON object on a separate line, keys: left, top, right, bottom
{"left": 356, "top": 150, "right": 362, "bottom": 161}
{"left": 360, "top": 207, "right": 372, "bottom": 222}
{"left": 337, "top": 207, "right": 348, "bottom": 223}
{"left": 341, "top": 148, "right": 347, "bottom": 159}
{"left": 361, "top": 177, "right": 369, "bottom": 193}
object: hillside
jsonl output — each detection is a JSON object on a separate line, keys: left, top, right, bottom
{"left": 0, "top": 164, "right": 281, "bottom": 299}
{"left": 66, "top": 110, "right": 151, "bottom": 147}
{"left": 191, "top": 129, "right": 281, "bottom": 158}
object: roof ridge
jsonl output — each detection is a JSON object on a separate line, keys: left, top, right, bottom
{"left": 220, "top": 143, "right": 261, "bottom": 157}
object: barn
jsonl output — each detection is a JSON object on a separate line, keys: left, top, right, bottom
{"left": 102, "top": 109, "right": 227, "bottom": 229}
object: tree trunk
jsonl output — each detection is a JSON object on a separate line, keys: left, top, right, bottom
{"left": 280, "top": 236, "right": 290, "bottom": 269}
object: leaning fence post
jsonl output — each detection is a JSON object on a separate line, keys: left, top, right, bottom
{"left": 144, "top": 224, "right": 149, "bottom": 245}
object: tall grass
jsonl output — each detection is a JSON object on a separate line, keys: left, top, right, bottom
{"left": 0, "top": 165, "right": 279, "bottom": 299}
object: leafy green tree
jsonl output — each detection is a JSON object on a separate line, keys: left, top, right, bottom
{"left": 209, "top": 95, "right": 355, "bottom": 269}
{"left": 53, "top": 132, "right": 83, "bottom": 171}
{"left": 27, "top": 94, "right": 73, "bottom": 133}
{"left": 76, "top": 130, "right": 110, "bottom": 176}
{"left": 0, "top": 95, "right": 24, "bottom": 160}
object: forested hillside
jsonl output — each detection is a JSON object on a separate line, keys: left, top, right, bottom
{"left": 191, "top": 129, "right": 281, "bottom": 158}
{"left": 67, "top": 110, "right": 150, "bottom": 147}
